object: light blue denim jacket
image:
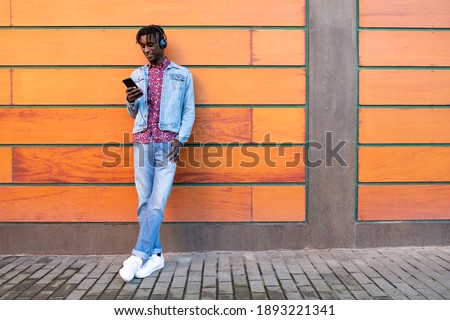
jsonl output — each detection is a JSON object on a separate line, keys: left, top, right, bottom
{"left": 126, "top": 61, "right": 195, "bottom": 144}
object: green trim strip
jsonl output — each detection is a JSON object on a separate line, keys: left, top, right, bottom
{"left": 0, "top": 221, "right": 309, "bottom": 225}
{"left": 358, "top": 143, "right": 450, "bottom": 147}
{"left": 359, "top": 27, "right": 450, "bottom": 31}
{"left": 358, "top": 105, "right": 450, "bottom": 108}
{"left": 358, "top": 182, "right": 450, "bottom": 185}
{"left": 0, "top": 182, "right": 305, "bottom": 187}
{"left": 304, "top": 0, "right": 310, "bottom": 224}
{"left": 0, "top": 104, "right": 307, "bottom": 108}
{"left": 0, "top": 26, "right": 306, "bottom": 30}
{"left": 0, "top": 65, "right": 306, "bottom": 69}
{"left": 360, "top": 66, "right": 450, "bottom": 70}
{"left": 354, "top": 0, "right": 360, "bottom": 222}
{"left": 0, "top": 143, "right": 306, "bottom": 147}
{"left": 356, "top": 219, "right": 450, "bottom": 223}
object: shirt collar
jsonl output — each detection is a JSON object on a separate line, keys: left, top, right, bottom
{"left": 149, "top": 57, "right": 170, "bottom": 70}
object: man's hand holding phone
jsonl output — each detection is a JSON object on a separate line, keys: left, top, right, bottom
{"left": 123, "top": 78, "right": 143, "bottom": 103}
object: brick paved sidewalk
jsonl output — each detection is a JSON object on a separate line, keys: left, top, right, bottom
{"left": 0, "top": 247, "right": 449, "bottom": 300}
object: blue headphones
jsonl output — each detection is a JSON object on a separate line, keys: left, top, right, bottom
{"left": 155, "top": 25, "right": 167, "bottom": 49}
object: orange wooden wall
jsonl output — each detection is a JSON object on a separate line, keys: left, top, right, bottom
{"left": 358, "top": 0, "right": 450, "bottom": 221}
{"left": 0, "top": 0, "right": 307, "bottom": 223}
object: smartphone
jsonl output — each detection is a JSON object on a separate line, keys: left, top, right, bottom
{"left": 122, "top": 77, "right": 137, "bottom": 88}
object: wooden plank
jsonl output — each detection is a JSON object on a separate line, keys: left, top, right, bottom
{"left": 13, "top": 146, "right": 305, "bottom": 183}
{"left": 358, "top": 185, "right": 450, "bottom": 220}
{"left": 359, "top": 0, "right": 450, "bottom": 28}
{"left": 359, "top": 30, "right": 450, "bottom": 67}
{"left": 0, "top": 29, "right": 251, "bottom": 66}
{"left": 12, "top": 68, "right": 306, "bottom": 105}
{"left": 252, "top": 186, "right": 305, "bottom": 221}
{"left": 359, "top": 147, "right": 450, "bottom": 182}
{"left": 189, "top": 108, "right": 252, "bottom": 144}
{"left": 252, "top": 30, "right": 305, "bottom": 65}
{"left": 13, "top": 146, "right": 134, "bottom": 183}
{"left": 0, "top": 186, "right": 251, "bottom": 222}
{"left": 0, "top": 108, "right": 133, "bottom": 144}
{"left": 359, "top": 70, "right": 450, "bottom": 105}
{"left": 193, "top": 68, "right": 306, "bottom": 105}
{"left": 11, "top": 0, "right": 305, "bottom": 26}
{"left": 0, "top": 108, "right": 250, "bottom": 144}
{"left": 0, "top": 0, "right": 9, "bottom": 26}
{"left": 0, "top": 147, "right": 12, "bottom": 183}
{"left": 0, "top": 68, "right": 10, "bottom": 104}
{"left": 176, "top": 146, "right": 305, "bottom": 183}
{"left": 252, "top": 108, "right": 305, "bottom": 143}
{"left": 359, "top": 108, "right": 450, "bottom": 144}
{"left": 166, "top": 186, "right": 251, "bottom": 222}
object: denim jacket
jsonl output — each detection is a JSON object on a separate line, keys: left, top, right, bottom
{"left": 126, "top": 61, "right": 195, "bottom": 144}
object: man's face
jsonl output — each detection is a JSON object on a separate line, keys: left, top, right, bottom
{"left": 138, "top": 34, "right": 164, "bottom": 65}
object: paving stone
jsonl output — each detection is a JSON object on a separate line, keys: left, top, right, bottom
{"left": 171, "top": 276, "right": 187, "bottom": 288}
{"left": 235, "top": 286, "right": 251, "bottom": 300}
{"left": 188, "top": 270, "right": 202, "bottom": 282}
{"left": 266, "top": 286, "right": 285, "bottom": 300}
{"left": 132, "top": 288, "right": 151, "bottom": 300}
{"left": 218, "top": 281, "right": 233, "bottom": 295}
{"left": 280, "top": 279, "right": 298, "bottom": 292}
{"left": 218, "top": 271, "right": 232, "bottom": 282}
{"left": 249, "top": 280, "right": 266, "bottom": 293}
{"left": 185, "top": 281, "right": 201, "bottom": 294}
{"left": 285, "top": 290, "right": 303, "bottom": 300}
{"left": 351, "top": 290, "right": 372, "bottom": 300}
{"left": 167, "top": 288, "right": 184, "bottom": 300}
{"left": 98, "top": 289, "right": 120, "bottom": 300}
{"left": 184, "top": 293, "right": 200, "bottom": 300}
{"left": 201, "top": 287, "right": 217, "bottom": 300}
{"left": 251, "top": 292, "right": 268, "bottom": 299}
{"left": 202, "top": 276, "right": 216, "bottom": 288}
{"left": 262, "top": 274, "right": 279, "bottom": 287}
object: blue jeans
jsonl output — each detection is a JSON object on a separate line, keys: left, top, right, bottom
{"left": 132, "top": 142, "right": 177, "bottom": 261}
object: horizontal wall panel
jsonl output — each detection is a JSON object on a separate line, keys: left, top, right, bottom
{"left": 0, "top": 0, "right": 9, "bottom": 26}
{"left": 359, "top": 30, "right": 450, "bottom": 67}
{"left": 11, "top": 0, "right": 305, "bottom": 26}
{"left": 252, "top": 30, "right": 305, "bottom": 65}
{"left": 359, "top": 108, "right": 450, "bottom": 144}
{"left": 252, "top": 108, "right": 305, "bottom": 143}
{"left": 0, "top": 147, "right": 12, "bottom": 183}
{"left": 0, "top": 69, "right": 10, "bottom": 104}
{"left": 359, "top": 0, "right": 450, "bottom": 28}
{"left": 189, "top": 108, "right": 252, "bottom": 144}
{"left": 0, "top": 108, "right": 250, "bottom": 144}
{"left": 0, "top": 29, "right": 251, "bottom": 66}
{"left": 13, "top": 146, "right": 305, "bottom": 183}
{"left": 0, "top": 186, "right": 251, "bottom": 222}
{"left": 358, "top": 185, "right": 450, "bottom": 220}
{"left": 359, "top": 147, "right": 450, "bottom": 182}
{"left": 191, "top": 68, "right": 305, "bottom": 105}
{"left": 359, "top": 70, "right": 450, "bottom": 105}
{"left": 13, "top": 146, "right": 134, "bottom": 183}
{"left": 12, "top": 68, "right": 305, "bottom": 105}
{"left": 252, "top": 186, "right": 305, "bottom": 222}
{"left": 166, "top": 186, "right": 251, "bottom": 222}
{"left": 0, "top": 108, "right": 132, "bottom": 144}
{"left": 176, "top": 146, "right": 305, "bottom": 183}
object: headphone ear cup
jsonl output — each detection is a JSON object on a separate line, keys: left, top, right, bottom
{"left": 160, "top": 38, "right": 167, "bottom": 49}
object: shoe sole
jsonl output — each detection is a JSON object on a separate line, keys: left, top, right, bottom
{"left": 119, "top": 268, "right": 135, "bottom": 282}
{"left": 135, "top": 263, "right": 164, "bottom": 279}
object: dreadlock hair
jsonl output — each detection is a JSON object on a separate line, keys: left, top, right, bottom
{"left": 136, "top": 25, "right": 167, "bottom": 49}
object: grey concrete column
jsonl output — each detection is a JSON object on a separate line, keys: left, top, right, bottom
{"left": 308, "top": 0, "right": 357, "bottom": 248}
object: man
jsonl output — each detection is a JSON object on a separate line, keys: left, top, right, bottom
{"left": 119, "top": 25, "right": 195, "bottom": 282}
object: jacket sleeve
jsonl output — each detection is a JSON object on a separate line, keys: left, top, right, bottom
{"left": 177, "top": 70, "right": 196, "bottom": 145}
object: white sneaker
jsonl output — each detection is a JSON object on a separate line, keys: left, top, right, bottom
{"left": 119, "top": 255, "right": 143, "bottom": 282}
{"left": 135, "top": 254, "right": 164, "bottom": 278}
